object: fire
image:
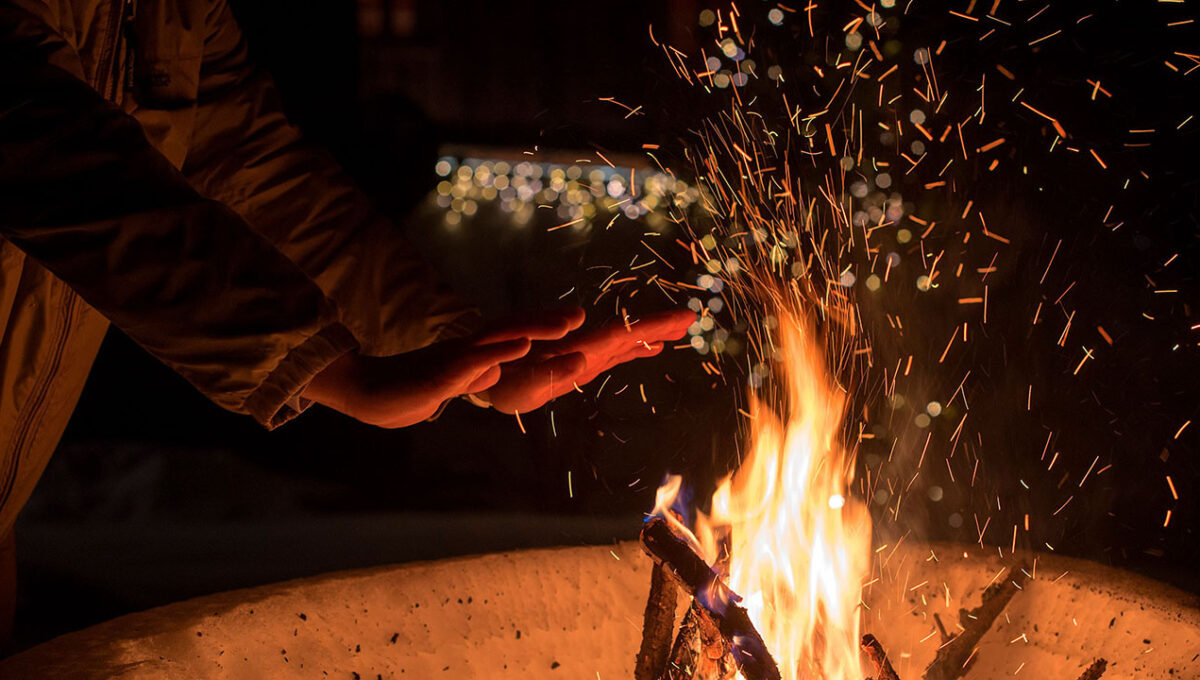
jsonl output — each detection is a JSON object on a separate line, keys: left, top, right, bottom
{"left": 659, "top": 306, "right": 872, "bottom": 679}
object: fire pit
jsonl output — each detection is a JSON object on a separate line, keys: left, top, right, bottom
{"left": 0, "top": 541, "right": 1195, "bottom": 679}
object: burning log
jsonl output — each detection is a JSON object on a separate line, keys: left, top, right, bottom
{"left": 922, "top": 563, "right": 1029, "bottom": 680}
{"left": 662, "top": 603, "right": 738, "bottom": 680}
{"left": 1074, "top": 659, "right": 1107, "bottom": 680}
{"left": 640, "top": 517, "right": 783, "bottom": 680}
{"left": 861, "top": 633, "right": 902, "bottom": 680}
{"left": 635, "top": 563, "right": 681, "bottom": 680}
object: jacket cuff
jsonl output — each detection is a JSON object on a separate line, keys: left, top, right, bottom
{"left": 244, "top": 323, "right": 359, "bottom": 429}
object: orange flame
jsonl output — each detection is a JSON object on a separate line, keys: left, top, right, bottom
{"left": 659, "top": 307, "right": 871, "bottom": 679}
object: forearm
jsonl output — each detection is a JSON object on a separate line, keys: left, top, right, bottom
{"left": 184, "top": 0, "right": 478, "bottom": 356}
{"left": 0, "top": 13, "right": 356, "bottom": 426}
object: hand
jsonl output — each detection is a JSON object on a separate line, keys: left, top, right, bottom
{"left": 303, "top": 308, "right": 693, "bottom": 427}
{"left": 303, "top": 308, "right": 583, "bottom": 428}
{"left": 477, "top": 309, "right": 695, "bottom": 414}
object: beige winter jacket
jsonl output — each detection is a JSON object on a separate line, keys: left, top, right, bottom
{"left": 0, "top": 0, "right": 477, "bottom": 538}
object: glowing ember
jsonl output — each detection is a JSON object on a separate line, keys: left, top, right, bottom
{"left": 657, "top": 304, "right": 871, "bottom": 680}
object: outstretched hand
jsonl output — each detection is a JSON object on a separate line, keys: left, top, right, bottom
{"left": 478, "top": 309, "right": 695, "bottom": 413}
{"left": 303, "top": 308, "right": 693, "bottom": 428}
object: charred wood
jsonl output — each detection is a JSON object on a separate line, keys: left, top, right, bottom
{"left": 1074, "top": 659, "right": 1107, "bottom": 680}
{"left": 636, "top": 563, "right": 681, "bottom": 680}
{"left": 640, "top": 517, "right": 782, "bottom": 680}
{"left": 660, "top": 602, "right": 738, "bottom": 680}
{"left": 861, "top": 633, "right": 902, "bottom": 680}
{"left": 922, "top": 563, "right": 1029, "bottom": 680}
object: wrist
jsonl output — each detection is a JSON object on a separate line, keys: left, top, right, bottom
{"left": 302, "top": 350, "right": 363, "bottom": 412}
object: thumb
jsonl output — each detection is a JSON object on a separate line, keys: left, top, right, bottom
{"left": 443, "top": 338, "right": 531, "bottom": 386}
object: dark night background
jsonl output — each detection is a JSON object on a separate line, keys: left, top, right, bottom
{"left": 6, "top": 0, "right": 1197, "bottom": 656}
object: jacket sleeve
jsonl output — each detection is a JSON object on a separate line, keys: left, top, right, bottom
{"left": 181, "top": 0, "right": 480, "bottom": 358}
{"left": 0, "top": 5, "right": 358, "bottom": 429}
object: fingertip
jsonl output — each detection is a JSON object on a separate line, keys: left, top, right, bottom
{"left": 562, "top": 307, "right": 587, "bottom": 331}
{"left": 490, "top": 337, "right": 532, "bottom": 360}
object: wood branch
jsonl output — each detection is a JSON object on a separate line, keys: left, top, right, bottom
{"left": 636, "top": 563, "right": 681, "bottom": 680}
{"left": 660, "top": 602, "right": 738, "bottom": 680}
{"left": 1074, "top": 659, "right": 1107, "bottom": 680}
{"left": 861, "top": 633, "right": 902, "bottom": 680}
{"left": 640, "top": 517, "right": 783, "bottom": 680}
{"left": 922, "top": 563, "right": 1029, "bottom": 680}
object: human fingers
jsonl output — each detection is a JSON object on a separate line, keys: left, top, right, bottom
{"left": 465, "top": 364, "right": 502, "bottom": 394}
{"left": 485, "top": 352, "right": 587, "bottom": 413}
{"left": 464, "top": 337, "right": 533, "bottom": 366}
{"left": 474, "top": 308, "right": 586, "bottom": 345}
{"left": 441, "top": 338, "right": 532, "bottom": 387}
{"left": 623, "top": 309, "right": 695, "bottom": 342}
{"left": 574, "top": 340, "right": 666, "bottom": 386}
{"left": 546, "top": 310, "right": 695, "bottom": 358}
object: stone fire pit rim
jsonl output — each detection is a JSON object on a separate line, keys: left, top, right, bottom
{"left": 2, "top": 539, "right": 1198, "bottom": 678}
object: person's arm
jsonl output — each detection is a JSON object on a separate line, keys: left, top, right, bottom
{"left": 0, "top": 5, "right": 357, "bottom": 428}
{"left": 182, "top": 0, "right": 477, "bottom": 358}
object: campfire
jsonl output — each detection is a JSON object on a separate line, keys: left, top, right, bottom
{"left": 637, "top": 517, "right": 1106, "bottom": 680}
{"left": 629, "top": 308, "right": 1107, "bottom": 680}
{"left": 638, "top": 515, "right": 1104, "bottom": 680}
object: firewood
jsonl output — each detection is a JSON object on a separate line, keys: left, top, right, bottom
{"left": 861, "top": 633, "right": 902, "bottom": 680}
{"left": 636, "top": 563, "right": 681, "bottom": 680}
{"left": 640, "top": 517, "right": 783, "bottom": 680}
{"left": 922, "top": 563, "right": 1029, "bottom": 680}
{"left": 1074, "top": 659, "right": 1107, "bottom": 680}
{"left": 660, "top": 602, "right": 738, "bottom": 680}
